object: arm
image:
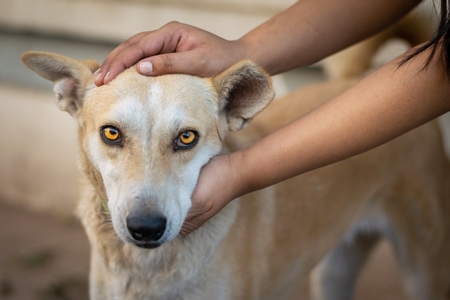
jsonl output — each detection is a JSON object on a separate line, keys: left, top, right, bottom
{"left": 238, "top": 0, "right": 420, "bottom": 74}
{"left": 183, "top": 47, "right": 450, "bottom": 233}
{"left": 95, "top": 0, "right": 420, "bottom": 85}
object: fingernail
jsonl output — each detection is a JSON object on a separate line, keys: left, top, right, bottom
{"left": 104, "top": 71, "right": 110, "bottom": 82}
{"left": 94, "top": 69, "right": 102, "bottom": 80}
{"left": 139, "top": 62, "right": 153, "bottom": 74}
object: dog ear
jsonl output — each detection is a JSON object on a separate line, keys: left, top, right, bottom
{"left": 213, "top": 60, "right": 275, "bottom": 131}
{"left": 21, "top": 51, "right": 99, "bottom": 117}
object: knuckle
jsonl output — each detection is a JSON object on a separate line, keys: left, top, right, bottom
{"left": 165, "top": 20, "right": 181, "bottom": 28}
{"left": 122, "top": 32, "right": 147, "bottom": 47}
{"left": 122, "top": 38, "right": 137, "bottom": 48}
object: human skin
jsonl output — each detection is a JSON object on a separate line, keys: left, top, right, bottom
{"left": 93, "top": 0, "right": 450, "bottom": 233}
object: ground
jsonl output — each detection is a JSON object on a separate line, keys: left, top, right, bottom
{"left": 0, "top": 201, "right": 410, "bottom": 300}
{"left": 0, "top": 202, "right": 89, "bottom": 300}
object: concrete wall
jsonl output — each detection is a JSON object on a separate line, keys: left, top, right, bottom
{"left": 1, "top": 0, "right": 296, "bottom": 42}
{"left": 0, "top": 84, "right": 79, "bottom": 217}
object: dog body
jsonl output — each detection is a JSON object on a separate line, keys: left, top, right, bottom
{"left": 22, "top": 52, "right": 450, "bottom": 300}
{"left": 232, "top": 81, "right": 450, "bottom": 300}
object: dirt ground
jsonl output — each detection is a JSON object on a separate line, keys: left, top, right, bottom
{"left": 0, "top": 201, "right": 409, "bottom": 300}
{"left": 0, "top": 202, "right": 89, "bottom": 300}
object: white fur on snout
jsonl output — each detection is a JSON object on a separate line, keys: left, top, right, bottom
{"left": 160, "top": 145, "right": 221, "bottom": 241}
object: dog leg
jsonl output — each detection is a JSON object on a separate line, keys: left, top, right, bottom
{"left": 310, "top": 232, "right": 380, "bottom": 300}
{"left": 379, "top": 166, "right": 450, "bottom": 300}
{"left": 384, "top": 211, "right": 450, "bottom": 300}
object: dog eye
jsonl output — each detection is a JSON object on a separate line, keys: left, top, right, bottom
{"left": 101, "top": 126, "right": 122, "bottom": 144}
{"left": 174, "top": 130, "right": 198, "bottom": 150}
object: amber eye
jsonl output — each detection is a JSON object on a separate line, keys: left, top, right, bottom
{"left": 175, "top": 130, "right": 198, "bottom": 150}
{"left": 180, "top": 131, "right": 196, "bottom": 144}
{"left": 101, "top": 126, "right": 121, "bottom": 144}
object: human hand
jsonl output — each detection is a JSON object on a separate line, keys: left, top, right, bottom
{"left": 95, "top": 21, "right": 245, "bottom": 86}
{"left": 181, "top": 153, "right": 244, "bottom": 235}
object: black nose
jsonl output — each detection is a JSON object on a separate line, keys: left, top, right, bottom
{"left": 126, "top": 214, "right": 167, "bottom": 242}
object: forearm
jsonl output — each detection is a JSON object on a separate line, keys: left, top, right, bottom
{"left": 238, "top": 0, "right": 422, "bottom": 75}
{"left": 232, "top": 48, "right": 450, "bottom": 196}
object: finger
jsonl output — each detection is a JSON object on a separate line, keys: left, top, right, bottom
{"left": 137, "top": 53, "right": 182, "bottom": 76}
{"left": 180, "top": 210, "right": 213, "bottom": 236}
{"left": 97, "top": 46, "right": 146, "bottom": 85}
{"left": 95, "top": 33, "right": 149, "bottom": 86}
{"left": 96, "top": 22, "right": 189, "bottom": 86}
{"left": 137, "top": 51, "right": 218, "bottom": 77}
{"left": 96, "top": 30, "right": 177, "bottom": 85}
{"left": 179, "top": 195, "right": 217, "bottom": 236}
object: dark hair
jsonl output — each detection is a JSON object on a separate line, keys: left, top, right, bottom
{"left": 402, "top": 0, "right": 450, "bottom": 76}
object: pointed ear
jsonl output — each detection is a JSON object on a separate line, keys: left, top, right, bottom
{"left": 213, "top": 60, "right": 275, "bottom": 131}
{"left": 21, "top": 51, "right": 99, "bottom": 117}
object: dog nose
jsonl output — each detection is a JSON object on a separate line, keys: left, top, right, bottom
{"left": 126, "top": 214, "right": 167, "bottom": 242}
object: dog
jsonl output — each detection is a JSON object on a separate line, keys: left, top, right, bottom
{"left": 22, "top": 51, "right": 450, "bottom": 300}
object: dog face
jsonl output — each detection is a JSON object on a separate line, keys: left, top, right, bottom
{"left": 21, "top": 51, "right": 274, "bottom": 249}
{"left": 82, "top": 72, "right": 225, "bottom": 248}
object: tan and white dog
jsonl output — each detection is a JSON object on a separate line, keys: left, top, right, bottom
{"left": 22, "top": 51, "right": 450, "bottom": 300}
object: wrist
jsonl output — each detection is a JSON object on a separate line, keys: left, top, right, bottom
{"left": 226, "top": 148, "right": 257, "bottom": 199}
{"left": 231, "top": 38, "right": 254, "bottom": 65}
{"left": 236, "top": 31, "right": 301, "bottom": 75}
{"left": 234, "top": 36, "right": 269, "bottom": 72}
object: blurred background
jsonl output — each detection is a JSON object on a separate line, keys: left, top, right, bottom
{"left": 0, "top": 0, "right": 448, "bottom": 299}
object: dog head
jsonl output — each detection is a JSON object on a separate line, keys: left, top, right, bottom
{"left": 21, "top": 51, "right": 274, "bottom": 249}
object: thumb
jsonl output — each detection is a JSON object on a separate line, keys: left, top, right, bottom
{"left": 137, "top": 53, "right": 197, "bottom": 76}
{"left": 137, "top": 51, "right": 222, "bottom": 77}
